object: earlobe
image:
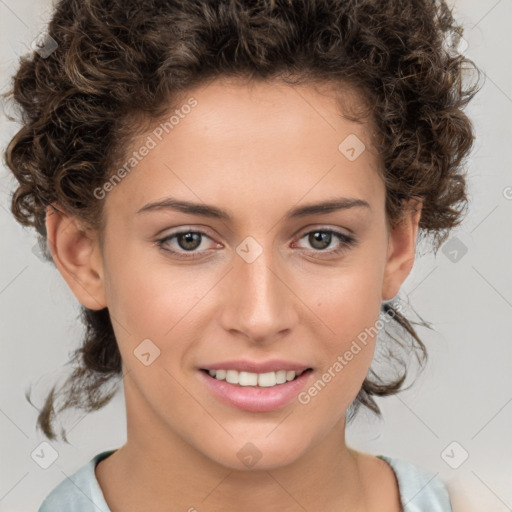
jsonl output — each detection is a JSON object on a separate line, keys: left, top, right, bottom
{"left": 45, "top": 203, "right": 106, "bottom": 310}
{"left": 381, "top": 199, "right": 422, "bottom": 302}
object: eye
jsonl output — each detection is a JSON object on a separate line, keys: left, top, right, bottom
{"left": 155, "top": 229, "right": 220, "bottom": 260}
{"left": 293, "top": 228, "right": 357, "bottom": 258}
{"left": 155, "top": 226, "right": 357, "bottom": 261}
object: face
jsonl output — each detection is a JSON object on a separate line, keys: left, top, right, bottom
{"left": 49, "top": 77, "right": 420, "bottom": 471}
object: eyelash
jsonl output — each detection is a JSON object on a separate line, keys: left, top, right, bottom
{"left": 155, "top": 228, "right": 357, "bottom": 261}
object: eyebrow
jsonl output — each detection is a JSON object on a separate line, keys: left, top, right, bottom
{"left": 136, "top": 196, "right": 371, "bottom": 220}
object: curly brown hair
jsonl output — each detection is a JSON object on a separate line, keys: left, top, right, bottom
{"left": 4, "top": 0, "right": 479, "bottom": 442}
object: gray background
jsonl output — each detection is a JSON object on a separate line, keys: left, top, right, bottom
{"left": 1, "top": 1, "right": 511, "bottom": 511}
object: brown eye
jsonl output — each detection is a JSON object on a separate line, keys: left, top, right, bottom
{"left": 175, "top": 232, "right": 203, "bottom": 251}
{"left": 307, "top": 231, "right": 333, "bottom": 251}
{"left": 156, "top": 229, "right": 219, "bottom": 260}
{"left": 294, "top": 228, "right": 357, "bottom": 258}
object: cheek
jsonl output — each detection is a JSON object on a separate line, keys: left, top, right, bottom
{"left": 302, "top": 253, "right": 385, "bottom": 388}
{"left": 298, "top": 277, "right": 381, "bottom": 422}
{"left": 103, "top": 245, "right": 222, "bottom": 357}
{"left": 309, "top": 260, "right": 384, "bottom": 342}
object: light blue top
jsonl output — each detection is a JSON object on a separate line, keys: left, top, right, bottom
{"left": 38, "top": 449, "right": 452, "bottom": 511}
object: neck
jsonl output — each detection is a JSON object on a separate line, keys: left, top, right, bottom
{"left": 104, "top": 432, "right": 366, "bottom": 512}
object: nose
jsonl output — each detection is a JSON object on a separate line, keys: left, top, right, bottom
{"left": 218, "top": 240, "right": 299, "bottom": 344}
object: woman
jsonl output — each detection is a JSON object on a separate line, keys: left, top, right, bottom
{"left": 5, "top": 0, "right": 479, "bottom": 510}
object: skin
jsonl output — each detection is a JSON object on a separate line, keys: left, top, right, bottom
{"left": 45, "top": 77, "right": 421, "bottom": 512}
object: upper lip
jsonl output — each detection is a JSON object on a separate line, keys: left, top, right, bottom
{"left": 200, "top": 359, "right": 312, "bottom": 373}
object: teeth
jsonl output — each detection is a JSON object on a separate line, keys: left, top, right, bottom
{"left": 258, "top": 372, "right": 276, "bottom": 387}
{"left": 276, "top": 370, "right": 287, "bottom": 384}
{"left": 239, "top": 371, "right": 258, "bottom": 386}
{"left": 226, "top": 370, "right": 239, "bottom": 384}
{"left": 206, "top": 368, "right": 306, "bottom": 387}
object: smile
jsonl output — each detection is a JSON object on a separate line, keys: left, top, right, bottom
{"left": 199, "top": 368, "right": 314, "bottom": 412}
{"left": 202, "top": 368, "right": 310, "bottom": 387}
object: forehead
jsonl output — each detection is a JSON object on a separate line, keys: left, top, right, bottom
{"left": 179, "top": 76, "right": 374, "bottom": 151}
{"left": 104, "top": 77, "right": 384, "bottom": 221}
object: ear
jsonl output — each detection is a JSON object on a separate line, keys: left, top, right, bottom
{"left": 45, "top": 203, "right": 106, "bottom": 310}
{"left": 381, "top": 198, "right": 423, "bottom": 301}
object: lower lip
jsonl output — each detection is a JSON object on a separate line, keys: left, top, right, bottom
{"left": 199, "top": 369, "right": 313, "bottom": 412}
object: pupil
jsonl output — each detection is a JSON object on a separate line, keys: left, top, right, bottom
{"left": 310, "top": 231, "right": 330, "bottom": 250}
{"left": 179, "top": 232, "right": 201, "bottom": 251}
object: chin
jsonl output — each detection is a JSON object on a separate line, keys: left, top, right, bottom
{"left": 203, "top": 435, "right": 308, "bottom": 472}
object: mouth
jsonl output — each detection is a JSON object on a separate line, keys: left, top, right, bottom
{"left": 200, "top": 368, "right": 313, "bottom": 388}
{"left": 198, "top": 366, "right": 314, "bottom": 412}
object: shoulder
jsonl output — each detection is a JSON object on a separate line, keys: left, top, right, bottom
{"left": 377, "top": 454, "right": 453, "bottom": 512}
{"left": 37, "top": 450, "right": 116, "bottom": 512}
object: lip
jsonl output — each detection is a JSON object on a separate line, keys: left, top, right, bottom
{"left": 199, "top": 359, "right": 312, "bottom": 373}
{"left": 198, "top": 368, "right": 313, "bottom": 412}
